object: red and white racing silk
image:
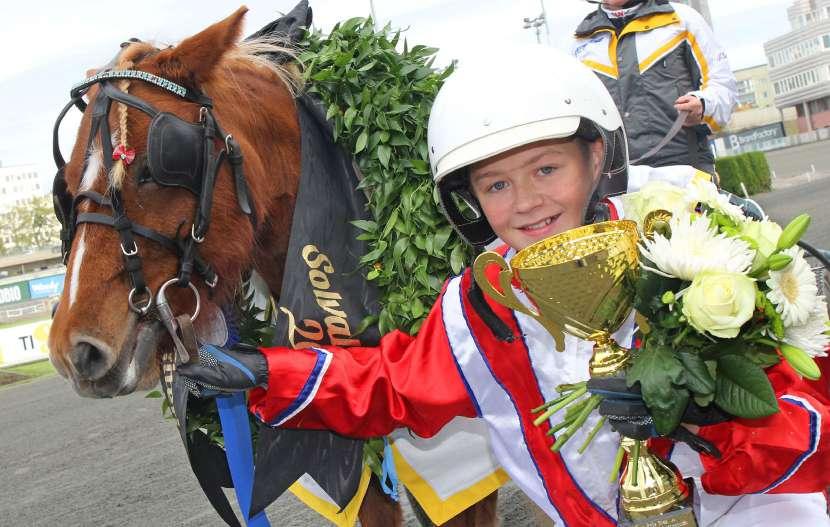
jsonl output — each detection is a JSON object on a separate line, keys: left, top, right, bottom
{"left": 248, "top": 200, "right": 830, "bottom": 526}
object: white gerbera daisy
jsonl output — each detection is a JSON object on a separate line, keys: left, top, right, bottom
{"left": 784, "top": 297, "right": 830, "bottom": 357}
{"left": 640, "top": 215, "right": 755, "bottom": 281}
{"left": 766, "top": 247, "right": 819, "bottom": 327}
{"left": 688, "top": 178, "right": 747, "bottom": 223}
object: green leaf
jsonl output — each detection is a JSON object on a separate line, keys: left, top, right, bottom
{"left": 145, "top": 390, "right": 162, "bottom": 399}
{"left": 343, "top": 107, "right": 357, "bottom": 129}
{"left": 354, "top": 130, "right": 368, "bottom": 154}
{"left": 627, "top": 343, "right": 687, "bottom": 435}
{"left": 326, "top": 103, "right": 339, "bottom": 120}
{"left": 360, "top": 240, "right": 389, "bottom": 264}
{"left": 677, "top": 350, "right": 715, "bottom": 395}
{"left": 392, "top": 236, "right": 409, "bottom": 261}
{"left": 378, "top": 144, "right": 392, "bottom": 168}
{"left": 450, "top": 244, "right": 465, "bottom": 275}
{"left": 381, "top": 208, "right": 399, "bottom": 238}
{"left": 351, "top": 219, "right": 378, "bottom": 233}
{"left": 411, "top": 297, "right": 425, "bottom": 319}
{"left": 358, "top": 60, "right": 377, "bottom": 71}
{"left": 714, "top": 354, "right": 779, "bottom": 418}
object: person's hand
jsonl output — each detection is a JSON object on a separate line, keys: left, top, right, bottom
{"left": 587, "top": 377, "right": 727, "bottom": 458}
{"left": 177, "top": 343, "right": 269, "bottom": 397}
{"left": 674, "top": 94, "right": 705, "bottom": 126}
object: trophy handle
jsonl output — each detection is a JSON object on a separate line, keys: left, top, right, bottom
{"left": 472, "top": 252, "right": 566, "bottom": 351}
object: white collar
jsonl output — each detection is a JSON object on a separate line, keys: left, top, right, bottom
{"left": 601, "top": 4, "right": 642, "bottom": 19}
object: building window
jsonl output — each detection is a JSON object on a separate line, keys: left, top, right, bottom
{"left": 824, "top": 34, "right": 830, "bottom": 49}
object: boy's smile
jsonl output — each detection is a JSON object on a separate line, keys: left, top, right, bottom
{"left": 469, "top": 138, "right": 602, "bottom": 251}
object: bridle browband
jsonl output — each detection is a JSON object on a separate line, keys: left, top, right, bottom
{"left": 52, "top": 69, "right": 256, "bottom": 316}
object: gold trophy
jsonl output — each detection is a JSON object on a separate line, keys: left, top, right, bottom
{"left": 472, "top": 220, "right": 697, "bottom": 527}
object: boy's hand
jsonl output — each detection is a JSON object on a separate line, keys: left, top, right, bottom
{"left": 674, "top": 94, "right": 705, "bottom": 126}
{"left": 587, "top": 377, "right": 727, "bottom": 458}
{"left": 177, "top": 343, "right": 269, "bottom": 397}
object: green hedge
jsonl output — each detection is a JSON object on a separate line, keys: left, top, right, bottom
{"left": 715, "top": 151, "right": 771, "bottom": 195}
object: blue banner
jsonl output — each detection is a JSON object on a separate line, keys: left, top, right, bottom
{"left": 28, "top": 274, "right": 65, "bottom": 299}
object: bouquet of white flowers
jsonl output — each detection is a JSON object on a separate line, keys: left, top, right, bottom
{"left": 533, "top": 178, "right": 830, "bottom": 449}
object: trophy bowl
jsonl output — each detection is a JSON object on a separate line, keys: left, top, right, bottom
{"left": 473, "top": 220, "right": 640, "bottom": 377}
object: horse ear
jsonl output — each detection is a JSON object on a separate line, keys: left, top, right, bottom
{"left": 155, "top": 6, "right": 248, "bottom": 85}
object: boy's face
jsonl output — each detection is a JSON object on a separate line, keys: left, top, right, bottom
{"left": 469, "top": 138, "right": 602, "bottom": 251}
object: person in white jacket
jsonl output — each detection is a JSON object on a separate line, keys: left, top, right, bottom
{"left": 572, "top": 0, "right": 737, "bottom": 175}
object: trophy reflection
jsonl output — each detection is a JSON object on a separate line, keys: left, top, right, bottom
{"left": 472, "top": 220, "right": 697, "bottom": 527}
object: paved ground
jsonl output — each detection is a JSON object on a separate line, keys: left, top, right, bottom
{"left": 754, "top": 178, "right": 830, "bottom": 251}
{"left": 0, "top": 373, "right": 537, "bottom": 527}
{"left": 766, "top": 140, "right": 830, "bottom": 187}
{"left": 1, "top": 171, "right": 828, "bottom": 527}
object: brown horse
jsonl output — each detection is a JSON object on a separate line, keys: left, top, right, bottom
{"left": 47, "top": 7, "right": 494, "bottom": 526}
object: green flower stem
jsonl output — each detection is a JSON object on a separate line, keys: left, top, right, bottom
{"left": 545, "top": 419, "right": 572, "bottom": 437}
{"left": 532, "top": 385, "right": 587, "bottom": 426}
{"left": 672, "top": 326, "right": 691, "bottom": 348}
{"left": 609, "top": 445, "right": 626, "bottom": 483}
{"left": 563, "top": 394, "right": 593, "bottom": 419}
{"left": 557, "top": 381, "right": 586, "bottom": 393}
{"left": 551, "top": 395, "right": 602, "bottom": 452}
{"left": 578, "top": 416, "right": 607, "bottom": 454}
{"left": 752, "top": 336, "right": 780, "bottom": 348}
{"left": 532, "top": 390, "right": 580, "bottom": 414}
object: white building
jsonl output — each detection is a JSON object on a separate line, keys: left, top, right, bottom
{"left": 764, "top": 0, "right": 830, "bottom": 132}
{"left": 0, "top": 162, "right": 44, "bottom": 214}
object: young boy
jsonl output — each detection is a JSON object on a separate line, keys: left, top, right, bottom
{"left": 180, "top": 47, "right": 830, "bottom": 526}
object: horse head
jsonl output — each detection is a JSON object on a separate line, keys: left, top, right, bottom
{"left": 48, "top": 7, "right": 302, "bottom": 397}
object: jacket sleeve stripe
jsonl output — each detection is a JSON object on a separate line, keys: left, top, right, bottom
{"left": 685, "top": 30, "right": 710, "bottom": 91}
{"left": 685, "top": 30, "right": 725, "bottom": 133}
{"left": 268, "top": 347, "right": 333, "bottom": 426}
{"left": 442, "top": 280, "right": 484, "bottom": 418}
{"left": 756, "top": 395, "right": 820, "bottom": 494}
{"left": 638, "top": 31, "right": 687, "bottom": 74}
{"left": 583, "top": 59, "right": 618, "bottom": 79}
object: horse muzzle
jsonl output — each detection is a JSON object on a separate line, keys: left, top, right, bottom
{"left": 67, "top": 319, "right": 163, "bottom": 398}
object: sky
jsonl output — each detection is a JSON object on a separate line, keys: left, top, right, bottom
{"left": 0, "top": 0, "right": 795, "bottom": 186}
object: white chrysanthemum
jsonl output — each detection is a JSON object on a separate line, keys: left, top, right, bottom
{"left": 640, "top": 215, "right": 755, "bottom": 281}
{"left": 766, "top": 247, "right": 819, "bottom": 327}
{"left": 783, "top": 297, "right": 830, "bottom": 357}
{"left": 688, "top": 178, "right": 747, "bottom": 223}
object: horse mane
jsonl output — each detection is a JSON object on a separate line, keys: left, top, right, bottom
{"left": 224, "top": 36, "right": 304, "bottom": 96}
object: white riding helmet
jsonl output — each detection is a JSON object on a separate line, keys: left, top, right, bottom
{"left": 427, "top": 45, "right": 628, "bottom": 247}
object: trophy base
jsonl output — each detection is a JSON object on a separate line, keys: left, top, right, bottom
{"left": 618, "top": 479, "right": 698, "bottom": 527}
{"left": 589, "top": 337, "right": 630, "bottom": 377}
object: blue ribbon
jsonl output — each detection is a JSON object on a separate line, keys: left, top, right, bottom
{"left": 380, "top": 436, "right": 399, "bottom": 501}
{"left": 216, "top": 392, "right": 271, "bottom": 526}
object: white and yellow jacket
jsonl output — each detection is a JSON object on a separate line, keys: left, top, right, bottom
{"left": 572, "top": 1, "right": 736, "bottom": 173}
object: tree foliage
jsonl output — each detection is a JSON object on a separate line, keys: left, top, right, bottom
{"left": 0, "top": 195, "right": 60, "bottom": 254}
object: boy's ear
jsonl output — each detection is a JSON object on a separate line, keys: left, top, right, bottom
{"left": 589, "top": 138, "right": 605, "bottom": 183}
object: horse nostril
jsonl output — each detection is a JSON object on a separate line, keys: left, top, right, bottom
{"left": 70, "top": 342, "right": 111, "bottom": 381}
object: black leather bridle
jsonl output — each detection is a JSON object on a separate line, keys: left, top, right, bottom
{"left": 52, "top": 69, "right": 256, "bottom": 315}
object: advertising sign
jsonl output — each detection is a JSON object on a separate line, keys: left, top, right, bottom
{"left": 0, "top": 318, "right": 51, "bottom": 366}
{"left": 28, "top": 274, "right": 65, "bottom": 300}
{"left": 724, "top": 123, "right": 785, "bottom": 150}
{"left": 0, "top": 282, "right": 30, "bottom": 306}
